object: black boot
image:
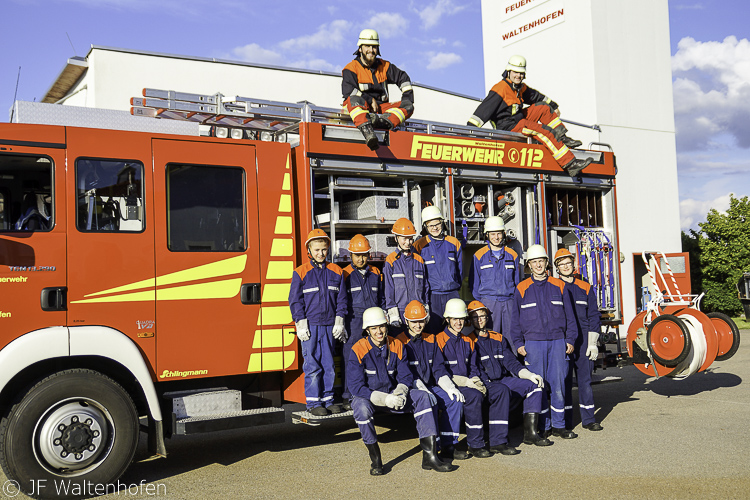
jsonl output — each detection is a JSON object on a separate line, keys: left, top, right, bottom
{"left": 563, "top": 157, "right": 593, "bottom": 177}
{"left": 549, "top": 427, "right": 578, "bottom": 439}
{"left": 372, "top": 113, "right": 394, "bottom": 130}
{"left": 552, "top": 125, "right": 568, "bottom": 141}
{"left": 365, "top": 442, "right": 384, "bottom": 476}
{"left": 357, "top": 122, "right": 379, "bottom": 150}
{"left": 561, "top": 135, "right": 583, "bottom": 149}
{"left": 441, "top": 444, "right": 469, "bottom": 460}
{"left": 489, "top": 443, "right": 521, "bottom": 455}
{"left": 420, "top": 437, "right": 456, "bottom": 472}
{"left": 583, "top": 422, "right": 603, "bottom": 431}
{"left": 523, "top": 413, "right": 553, "bottom": 446}
{"left": 467, "top": 446, "right": 493, "bottom": 458}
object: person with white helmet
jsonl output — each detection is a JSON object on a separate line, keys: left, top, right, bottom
{"left": 510, "top": 245, "right": 578, "bottom": 439}
{"left": 467, "top": 301, "right": 552, "bottom": 452}
{"left": 467, "top": 55, "right": 592, "bottom": 177}
{"left": 288, "top": 229, "right": 349, "bottom": 416}
{"left": 553, "top": 248, "right": 603, "bottom": 432}
{"left": 434, "top": 298, "right": 493, "bottom": 460}
{"left": 413, "top": 205, "right": 463, "bottom": 331}
{"left": 395, "top": 300, "right": 465, "bottom": 456}
{"left": 383, "top": 218, "right": 430, "bottom": 329}
{"left": 469, "top": 216, "right": 520, "bottom": 346}
{"left": 342, "top": 28, "right": 415, "bottom": 150}
{"left": 341, "top": 234, "right": 386, "bottom": 410}
{"left": 347, "top": 307, "right": 454, "bottom": 475}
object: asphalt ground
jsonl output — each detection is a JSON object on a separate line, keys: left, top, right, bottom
{"left": 2, "top": 334, "right": 748, "bottom": 500}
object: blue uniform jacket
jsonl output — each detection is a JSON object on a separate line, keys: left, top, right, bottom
{"left": 347, "top": 336, "right": 413, "bottom": 399}
{"left": 472, "top": 330, "right": 525, "bottom": 383}
{"left": 383, "top": 250, "right": 430, "bottom": 311}
{"left": 343, "top": 265, "right": 385, "bottom": 313}
{"left": 469, "top": 245, "right": 520, "bottom": 302}
{"left": 413, "top": 235, "right": 463, "bottom": 293}
{"left": 289, "top": 259, "right": 348, "bottom": 325}
{"left": 395, "top": 332, "right": 450, "bottom": 386}
{"left": 564, "top": 278, "right": 601, "bottom": 347}
{"left": 510, "top": 276, "right": 578, "bottom": 348}
{"left": 435, "top": 328, "right": 481, "bottom": 379}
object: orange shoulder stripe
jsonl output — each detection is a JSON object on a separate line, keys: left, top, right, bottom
{"left": 574, "top": 278, "right": 591, "bottom": 293}
{"left": 489, "top": 331, "right": 503, "bottom": 342}
{"left": 412, "top": 253, "right": 425, "bottom": 264}
{"left": 446, "top": 235, "right": 462, "bottom": 251}
{"left": 352, "top": 338, "right": 373, "bottom": 363}
{"left": 548, "top": 276, "right": 566, "bottom": 294}
{"left": 388, "top": 336, "right": 405, "bottom": 359}
{"left": 516, "top": 277, "right": 533, "bottom": 297}
{"left": 342, "top": 265, "right": 354, "bottom": 280}
{"left": 326, "top": 263, "right": 343, "bottom": 276}
{"left": 386, "top": 251, "right": 399, "bottom": 265}
{"left": 294, "top": 261, "right": 315, "bottom": 282}
{"left": 474, "top": 246, "right": 489, "bottom": 260}
{"left": 505, "top": 246, "right": 518, "bottom": 259}
{"left": 435, "top": 331, "right": 449, "bottom": 350}
{"left": 395, "top": 332, "right": 410, "bottom": 345}
{"left": 412, "top": 236, "right": 429, "bottom": 253}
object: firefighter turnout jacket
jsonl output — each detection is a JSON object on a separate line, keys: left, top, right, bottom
{"left": 347, "top": 336, "right": 413, "bottom": 399}
{"left": 342, "top": 58, "right": 414, "bottom": 110}
{"left": 509, "top": 276, "right": 578, "bottom": 349}
{"left": 289, "top": 259, "right": 348, "bottom": 326}
{"left": 468, "top": 78, "right": 557, "bottom": 130}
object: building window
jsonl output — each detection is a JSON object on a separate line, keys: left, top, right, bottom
{"left": 0, "top": 154, "right": 53, "bottom": 232}
{"left": 166, "top": 164, "right": 246, "bottom": 252}
{"left": 76, "top": 159, "right": 145, "bottom": 232}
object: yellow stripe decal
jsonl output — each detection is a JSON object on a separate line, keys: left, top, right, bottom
{"left": 252, "top": 329, "right": 298, "bottom": 349}
{"left": 156, "top": 278, "right": 242, "bottom": 301}
{"left": 278, "top": 194, "right": 291, "bottom": 213}
{"left": 262, "top": 283, "right": 291, "bottom": 302}
{"left": 84, "top": 278, "right": 156, "bottom": 298}
{"left": 274, "top": 216, "right": 292, "bottom": 235}
{"left": 270, "top": 239, "right": 293, "bottom": 256}
{"left": 71, "top": 290, "right": 155, "bottom": 304}
{"left": 261, "top": 351, "right": 284, "bottom": 371}
{"left": 257, "top": 306, "right": 292, "bottom": 326}
{"left": 247, "top": 353, "right": 262, "bottom": 373}
{"left": 282, "top": 172, "right": 291, "bottom": 191}
{"left": 548, "top": 117, "right": 562, "bottom": 128}
{"left": 283, "top": 349, "right": 296, "bottom": 369}
{"left": 266, "top": 260, "right": 294, "bottom": 280}
{"left": 252, "top": 331, "right": 262, "bottom": 349}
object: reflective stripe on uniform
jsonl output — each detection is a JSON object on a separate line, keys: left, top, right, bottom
{"left": 580, "top": 404, "right": 595, "bottom": 409}
{"left": 521, "top": 303, "right": 537, "bottom": 308}
{"left": 414, "top": 408, "right": 432, "bottom": 418}
{"left": 385, "top": 107, "right": 406, "bottom": 124}
{"left": 468, "top": 115, "right": 483, "bottom": 127}
{"left": 303, "top": 287, "right": 319, "bottom": 293}
{"left": 551, "top": 405, "right": 565, "bottom": 413}
{"left": 350, "top": 286, "right": 362, "bottom": 292}
{"left": 400, "top": 81, "right": 413, "bottom": 93}
{"left": 522, "top": 127, "right": 570, "bottom": 160}
{"left": 551, "top": 300, "right": 563, "bottom": 305}
{"left": 526, "top": 387, "right": 542, "bottom": 398}
{"left": 349, "top": 107, "right": 368, "bottom": 120}
{"left": 489, "top": 420, "right": 508, "bottom": 425}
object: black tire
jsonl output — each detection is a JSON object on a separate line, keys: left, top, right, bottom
{"left": 646, "top": 314, "right": 691, "bottom": 367}
{"left": 0, "top": 369, "right": 139, "bottom": 500}
{"left": 707, "top": 312, "right": 741, "bottom": 361}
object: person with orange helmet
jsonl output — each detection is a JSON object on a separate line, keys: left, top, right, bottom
{"left": 384, "top": 218, "right": 430, "bottom": 329}
{"left": 341, "top": 234, "right": 386, "bottom": 409}
{"left": 395, "top": 300, "right": 465, "bottom": 459}
{"left": 288, "top": 228, "right": 349, "bottom": 416}
{"left": 467, "top": 301, "right": 551, "bottom": 452}
{"left": 554, "top": 248, "right": 603, "bottom": 432}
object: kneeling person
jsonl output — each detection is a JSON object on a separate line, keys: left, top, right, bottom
{"left": 468, "top": 301, "right": 551, "bottom": 453}
{"left": 347, "top": 307, "right": 454, "bottom": 475}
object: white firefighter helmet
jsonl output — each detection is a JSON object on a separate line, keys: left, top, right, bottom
{"left": 484, "top": 216, "right": 506, "bottom": 233}
{"left": 421, "top": 205, "right": 444, "bottom": 224}
{"left": 357, "top": 29, "right": 380, "bottom": 47}
{"left": 443, "top": 298, "right": 469, "bottom": 319}
{"left": 525, "top": 244, "right": 548, "bottom": 262}
{"left": 362, "top": 307, "right": 388, "bottom": 331}
{"left": 506, "top": 55, "right": 527, "bottom": 73}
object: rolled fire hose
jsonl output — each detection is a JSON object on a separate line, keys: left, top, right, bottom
{"left": 499, "top": 206, "right": 515, "bottom": 223}
{"left": 460, "top": 201, "right": 476, "bottom": 217}
{"left": 667, "top": 314, "right": 708, "bottom": 380}
{"left": 506, "top": 228, "right": 516, "bottom": 239}
{"left": 459, "top": 184, "right": 474, "bottom": 200}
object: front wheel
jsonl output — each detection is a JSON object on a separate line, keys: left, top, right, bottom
{"left": 0, "top": 369, "right": 139, "bottom": 499}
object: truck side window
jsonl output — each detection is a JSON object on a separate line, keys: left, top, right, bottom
{"left": 76, "top": 159, "right": 145, "bottom": 232}
{"left": 0, "top": 154, "right": 53, "bottom": 232}
{"left": 166, "top": 164, "right": 246, "bottom": 252}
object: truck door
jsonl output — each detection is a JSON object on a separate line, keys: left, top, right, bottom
{"left": 152, "top": 139, "right": 261, "bottom": 379}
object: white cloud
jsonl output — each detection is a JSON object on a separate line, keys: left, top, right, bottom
{"left": 431, "top": 38, "right": 448, "bottom": 46}
{"left": 672, "top": 36, "right": 750, "bottom": 151}
{"left": 364, "top": 12, "right": 409, "bottom": 39}
{"left": 230, "top": 43, "right": 284, "bottom": 65}
{"left": 279, "top": 19, "right": 352, "bottom": 51}
{"left": 680, "top": 193, "right": 732, "bottom": 231}
{"left": 426, "top": 51, "right": 462, "bottom": 70}
{"left": 288, "top": 58, "right": 340, "bottom": 73}
{"left": 414, "top": 0, "right": 467, "bottom": 29}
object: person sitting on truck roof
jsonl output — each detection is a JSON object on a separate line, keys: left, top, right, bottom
{"left": 467, "top": 55, "right": 592, "bottom": 177}
{"left": 289, "top": 229, "right": 349, "bottom": 416}
{"left": 342, "top": 28, "right": 414, "bottom": 151}
{"left": 341, "top": 235, "right": 386, "bottom": 410}
{"left": 469, "top": 216, "right": 520, "bottom": 349}
{"left": 413, "top": 206, "right": 464, "bottom": 333}
{"left": 347, "top": 307, "right": 454, "bottom": 475}
{"left": 467, "top": 300, "right": 552, "bottom": 453}
{"left": 510, "top": 245, "right": 579, "bottom": 440}
{"left": 384, "top": 218, "right": 430, "bottom": 331}
{"left": 395, "top": 300, "right": 465, "bottom": 458}
{"left": 553, "top": 248, "right": 604, "bottom": 432}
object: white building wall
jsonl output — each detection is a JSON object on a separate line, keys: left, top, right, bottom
{"left": 481, "top": 0, "right": 681, "bottom": 327}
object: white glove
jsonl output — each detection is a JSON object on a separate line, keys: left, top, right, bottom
{"left": 370, "top": 391, "right": 388, "bottom": 407}
{"left": 452, "top": 374, "right": 469, "bottom": 387}
{"left": 393, "top": 383, "right": 409, "bottom": 398}
{"left": 332, "top": 316, "right": 348, "bottom": 342}
{"left": 295, "top": 319, "right": 310, "bottom": 342}
{"left": 438, "top": 375, "right": 465, "bottom": 403}
{"left": 518, "top": 368, "right": 544, "bottom": 389}
{"left": 469, "top": 376, "right": 487, "bottom": 396}
{"left": 587, "top": 331, "right": 600, "bottom": 361}
{"left": 385, "top": 393, "right": 406, "bottom": 410}
{"left": 387, "top": 307, "right": 402, "bottom": 328}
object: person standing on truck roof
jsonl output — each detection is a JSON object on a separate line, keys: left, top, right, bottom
{"left": 347, "top": 307, "right": 455, "bottom": 475}
{"left": 394, "top": 300, "right": 465, "bottom": 456}
{"left": 341, "top": 235, "right": 386, "bottom": 410}
{"left": 342, "top": 28, "right": 415, "bottom": 151}
{"left": 467, "top": 301, "right": 552, "bottom": 453}
{"left": 413, "top": 206, "right": 464, "bottom": 333}
{"left": 435, "top": 298, "right": 493, "bottom": 460}
{"left": 553, "top": 249, "right": 604, "bottom": 432}
{"left": 510, "top": 245, "right": 579, "bottom": 439}
{"left": 469, "top": 216, "right": 520, "bottom": 348}
{"left": 384, "top": 218, "right": 430, "bottom": 330}
{"left": 467, "top": 55, "right": 592, "bottom": 177}
{"left": 289, "top": 229, "right": 349, "bottom": 416}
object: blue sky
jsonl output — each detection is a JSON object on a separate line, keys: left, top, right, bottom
{"left": 1, "top": 0, "right": 748, "bottom": 231}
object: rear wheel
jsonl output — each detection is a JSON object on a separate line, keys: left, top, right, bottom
{"left": 0, "top": 369, "right": 139, "bottom": 499}
{"left": 707, "top": 312, "right": 741, "bottom": 361}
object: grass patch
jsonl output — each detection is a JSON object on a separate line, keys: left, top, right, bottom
{"left": 732, "top": 317, "right": 750, "bottom": 329}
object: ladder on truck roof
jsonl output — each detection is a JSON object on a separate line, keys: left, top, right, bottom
{"left": 130, "top": 88, "right": 528, "bottom": 143}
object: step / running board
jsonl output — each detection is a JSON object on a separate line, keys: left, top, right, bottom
{"left": 291, "top": 409, "right": 353, "bottom": 426}
{"left": 174, "top": 407, "right": 286, "bottom": 435}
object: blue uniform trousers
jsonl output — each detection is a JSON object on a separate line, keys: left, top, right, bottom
{"left": 301, "top": 325, "right": 336, "bottom": 410}
{"left": 427, "top": 291, "right": 460, "bottom": 333}
{"left": 564, "top": 343, "right": 596, "bottom": 427}
{"left": 485, "top": 378, "right": 543, "bottom": 445}
{"left": 431, "top": 385, "right": 463, "bottom": 448}
{"left": 524, "top": 339, "right": 568, "bottom": 430}
{"left": 342, "top": 312, "right": 366, "bottom": 400}
{"left": 454, "top": 387, "right": 485, "bottom": 449}
{"left": 351, "top": 389, "right": 437, "bottom": 444}
{"left": 483, "top": 298, "right": 516, "bottom": 349}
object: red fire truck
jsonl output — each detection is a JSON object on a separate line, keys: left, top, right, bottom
{"left": 0, "top": 91, "right": 621, "bottom": 497}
